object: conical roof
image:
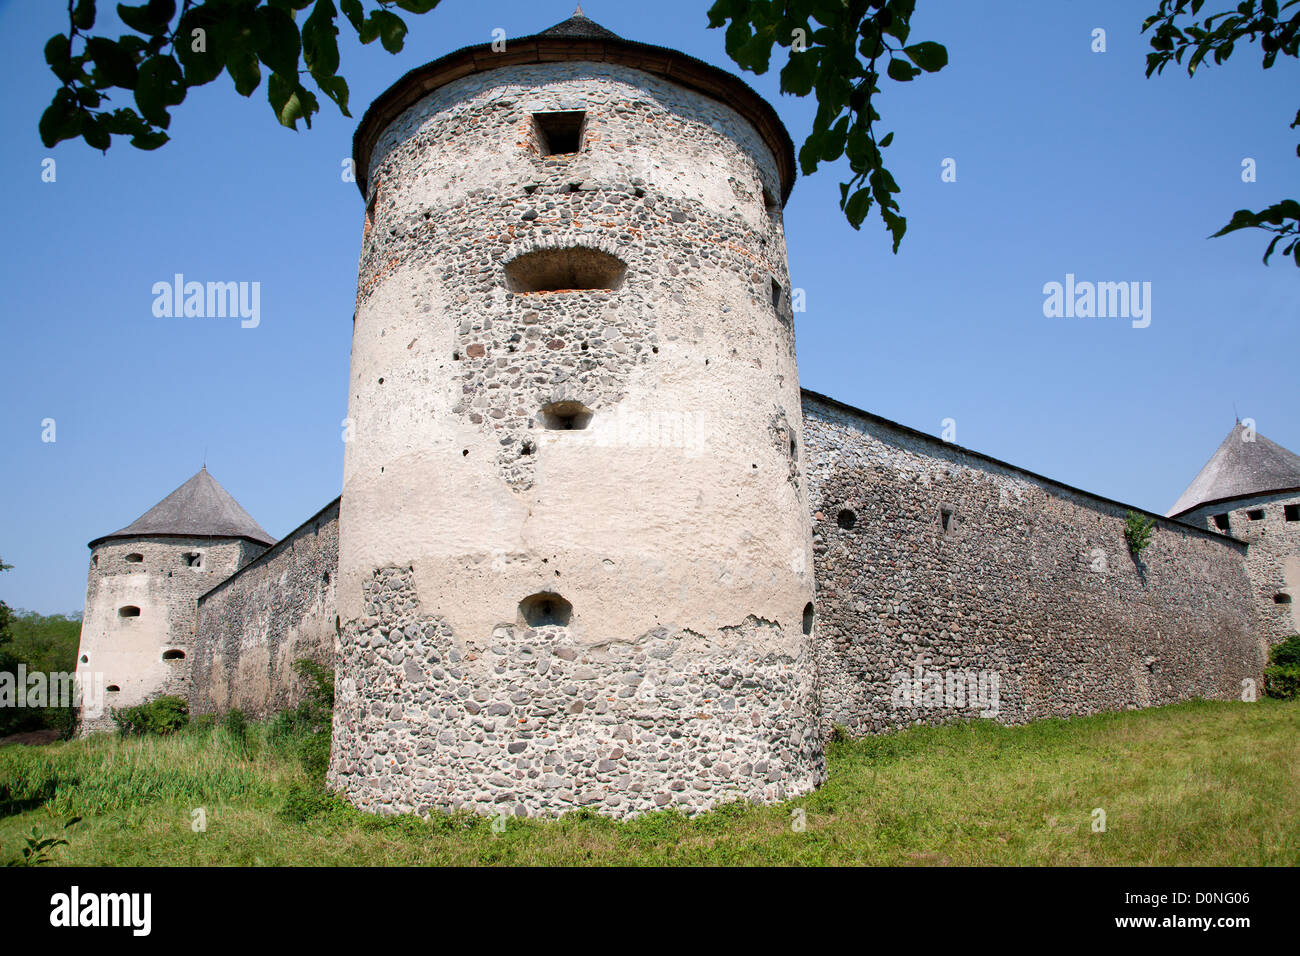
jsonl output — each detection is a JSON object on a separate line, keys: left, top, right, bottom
{"left": 538, "top": 7, "right": 620, "bottom": 39}
{"left": 89, "top": 468, "right": 276, "bottom": 547}
{"left": 1167, "top": 423, "right": 1300, "bottom": 517}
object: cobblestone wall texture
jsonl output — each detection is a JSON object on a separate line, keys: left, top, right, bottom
{"left": 1178, "top": 492, "right": 1300, "bottom": 647}
{"left": 190, "top": 500, "right": 339, "bottom": 718}
{"left": 801, "top": 394, "right": 1266, "bottom": 736}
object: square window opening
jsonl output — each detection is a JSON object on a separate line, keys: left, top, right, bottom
{"left": 534, "top": 111, "right": 586, "bottom": 156}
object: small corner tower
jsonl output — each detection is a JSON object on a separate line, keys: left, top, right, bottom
{"left": 1169, "top": 423, "right": 1300, "bottom": 645}
{"left": 334, "top": 10, "right": 823, "bottom": 817}
{"left": 76, "top": 468, "right": 275, "bottom": 730}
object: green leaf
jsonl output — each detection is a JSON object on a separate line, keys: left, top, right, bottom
{"left": 134, "top": 54, "right": 184, "bottom": 126}
{"left": 887, "top": 57, "right": 918, "bottom": 81}
{"left": 45, "top": 34, "right": 77, "bottom": 83}
{"left": 87, "top": 37, "right": 138, "bottom": 88}
{"left": 362, "top": 10, "right": 407, "bottom": 53}
{"left": 843, "top": 186, "right": 873, "bottom": 228}
{"left": 302, "top": 0, "right": 341, "bottom": 80}
{"left": 340, "top": 0, "right": 364, "bottom": 32}
{"left": 225, "top": 48, "right": 262, "bottom": 97}
{"left": 73, "top": 0, "right": 97, "bottom": 30}
{"left": 257, "top": 5, "right": 302, "bottom": 78}
{"left": 39, "top": 90, "right": 84, "bottom": 147}
{"left": 902, "top": 41, "right": 947, "bottom": 72}
{"left": 117, "top": 1, "right": 173, "bottom": 36}
{"left": 268, "top": 73, "right": 320, "bottom": 129}
{"left": 780, "top": 51, "right": 818, "bottom": 96}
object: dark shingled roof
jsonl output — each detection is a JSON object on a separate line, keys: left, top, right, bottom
{"left": 352, "top": 9, "right": 796, "bottom": 204}
{"left": 1167, "top": 423, "right": 1300, "bottom": 517}
{"left": 89, "top": 468, "right": 276, "bottom": 548}
{"left": 538, "top": 8, "right": 620, "bottom": 39}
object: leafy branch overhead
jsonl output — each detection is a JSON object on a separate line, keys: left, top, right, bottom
{"left": 1142, "top": 0, "right": 1300, "bottom": 265}
{"left": 707, "top": 0, "right": 948, "bottom": 250}
{"left": 42, "top": 0, "right": 441, "bottom": 152}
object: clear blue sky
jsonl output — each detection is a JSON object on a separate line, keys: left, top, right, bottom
{"left": 1, "top": 0, "right": 1296, "bottom": 614}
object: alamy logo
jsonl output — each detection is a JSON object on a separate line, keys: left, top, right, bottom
{"left": 1042, "top": 274, "right": 1151, "bottom": 328}
{"left": 890, "top": 663, "right": 1001, "bottom": 717}
{"left": 49, "top": 886, "right": 151, "bottom": 936}
{"left": 0, "top": 666, "right": 106, "bottom": 718}
{"left": 151, "top": 273, "right": 260, "bottom": 328}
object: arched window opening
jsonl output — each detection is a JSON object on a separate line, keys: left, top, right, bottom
{"left": 539, "top": 401, "right": 593, "bottom": 431}
{"left": 1275, "top": 594, "right": 1293, "bottom": 605}
{"left": 802, "top": 602, "right": 815, "bottom": 636}
{"left": 504, "top": 247, "right": 625, "bottom": 293}
{"left": 519, "top": 592, "right": 573, "bottom": 628}
{"left": 118, "top": 605, "right": 141, "bottom": 618}
{"left": 125, "top": 553, "right": 144, "bottom": 563}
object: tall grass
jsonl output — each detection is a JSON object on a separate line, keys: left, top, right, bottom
{"left": 1, "top": 698, "right": 1297, "bottom": 866}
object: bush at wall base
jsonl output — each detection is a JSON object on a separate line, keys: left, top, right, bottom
{"left": 1263, "top": 635, "right": 1300, "bottom": 700}
{"left": 111, "top": 695, "right": 190, "bottom": 736}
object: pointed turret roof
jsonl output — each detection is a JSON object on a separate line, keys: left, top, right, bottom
{"left": 538, "top": 7, "right": 620, "bottom": 39}
{"left": 1167, "top": 423, "right": 1300, "bottom": 517}
{"left": 89, "top": 468, "right": 276, "bottom": 547}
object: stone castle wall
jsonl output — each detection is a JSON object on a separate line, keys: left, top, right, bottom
{"left": 801, "top": 392, "right": 1266, "bottom": 736}
{"left": 1178, "top": 491, "right": 1300, "bottom": 647}
{"left": 189, "top": 500, "right": 339, "bottom": 718}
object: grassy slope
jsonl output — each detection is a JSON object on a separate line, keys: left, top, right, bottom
{"left": 1, "top": 698, "right": 1297, "bottom": 866}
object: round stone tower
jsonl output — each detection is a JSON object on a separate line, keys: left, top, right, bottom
{"left": 333, "top": 10, "right": 823, "bottom": 817}
{"left": 76, "top": 468, "right": 274, "bottom": 731}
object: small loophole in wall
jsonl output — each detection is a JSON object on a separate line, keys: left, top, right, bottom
{"left": 1247, "top": 509, "right": 1265, "bottom": 520}
{"left": 519, "top": 592, "right": 572, "bottom": 627}
{"left": 1212, "top": 513, "right": 1230, "bottom": 531}
{"left": 802, "top": 602, "right": 815, "bottom": 635}
{"left": 183, "top": 552, "right": 202, "bottom": 568}
{"left": 533, "top": 110, "right": 586, "bottom": 156}
{"left": 941, "top": 508, "right": 955, "bottom": 534}
{"left": 162, "top": 649, "right": 186, "bottom": 661}
{"left": 106, "top": 685, "right": 120, "bottom": 693}
{"left": 80, "top": 655, "right": 88, "bottom": 664}
{"left": 118, "top": 605, "right": 141, "bottom": 618}
{"left": 837, "top": 509, "right": 856, "bottom": 530}
{"left": 1285, "top": 504, "right": 1299, "bottom": 522}
{"left": 770, "top": 277, "right": 783, "bottom": 310}
{"left": 125, "top": 553, "right": 143, "bottom": 563}
{"left": 1276, "top": 594, "right": 1293, "bottom": 605}
{"left": 540, "top": 401, "right": 593, "bottom": 430}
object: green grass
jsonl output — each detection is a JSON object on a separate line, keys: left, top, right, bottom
{"left": 2, "top": 698, "right": 1298, "bottom": 865}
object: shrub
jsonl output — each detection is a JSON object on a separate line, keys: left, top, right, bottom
{"left": 1269, "top": 635, "right": 1300, "bottom": 669}
{"left": 1263, "top": 665, "right": 1300, "bottom": 699}
{"left": 1124, "top": 510, "right": 1156, "bottom": 556}
{"left": 112, "top": 696, "right": 189, "bottom": 737}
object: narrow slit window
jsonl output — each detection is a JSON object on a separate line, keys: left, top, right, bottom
{"left": 534, "top": 111, "right": 586, "bottom": 156}
{"left": 802, "top": 602, "right": 815, "bottom": 636}
{"left": 770, "top": 277, "right": 783, "bottom": 310}
{"left": 941, "top": 508, "right": 955, "bottom": 534}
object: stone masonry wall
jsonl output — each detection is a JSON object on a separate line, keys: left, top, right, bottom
{"left": 328, "top": 567, "right": 823, "bottom": 819}
{"left": 1179, "top": 491, "right": 1300, "bottom": 647}
{"left": 77, "top": 536, "right": 262, "bottom": 733}
{"left": 190, "top": 500, "right": 339, "bottom": 718}
{"left": 801, "top": 392, "right": 1266, "bottom": 737}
